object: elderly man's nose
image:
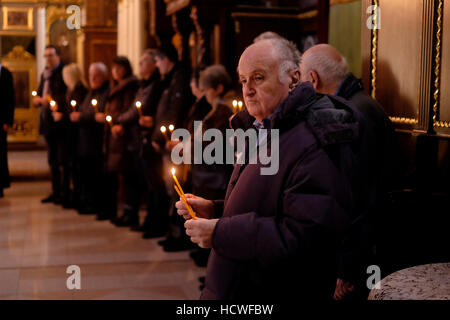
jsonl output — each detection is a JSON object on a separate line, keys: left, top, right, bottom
{"left": 243, "top": 84, "right": 255, "bottom": 97}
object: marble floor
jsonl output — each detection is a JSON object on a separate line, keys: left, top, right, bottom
{"left": 0, "top": 181, "right": 205, "bottom": 300}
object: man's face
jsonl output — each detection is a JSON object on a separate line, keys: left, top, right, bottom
{"left": 44, "top": 48, "right": 60, "bottom": 69}
{"left": 154, "top": 55, "right": 171, "bottom": 76}
{"left": 139, "top": 54, "right": 156, "bottom": 79}
{"left": 89, "top": 66, "right": 106, "bottom": 90}
{"left": 238, "top": 44, "right": 291, "bottom": 122}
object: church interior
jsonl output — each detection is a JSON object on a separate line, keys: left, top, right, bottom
{"left": 0, "top": 0, "right": 449, "bottom": 302}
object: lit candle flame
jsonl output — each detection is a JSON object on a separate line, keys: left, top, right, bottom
{"left": 169, "top": 124, "right": 174, "bottom": 132}
{"left": 160, "top": 126, "right": 167, "bottom": 133}
{"left": 135, "top": 101, "right": 142, "bottom": 108}
{"left": 32, "top": 91, "right": 37, "bottom": 97}
{"left": 71, "top": 100, "right": 77, "bottom": 108}
{"left": 232, "top": 100, "right": 238, "bottom": 108}
{"left": 106, "top": 115, "right": 112, "bottom": 122}
{"left": 238, "top": 100, "right": 243, "bottom": 109}
{"left": 171, "top": 167, "right": 175, "bottom": 175}
{"left": 91, "top": 99, "right": 98, "bottom": 107}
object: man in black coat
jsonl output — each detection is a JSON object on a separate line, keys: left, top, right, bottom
{"left": 0, "top": 63, "right": 15, "bottom": 197}
{"left": 70, "top": 62, "right": 110, "bottom": 214}
{"left": 176, "top": 39, "right": 359, "bottom": 300}
{"left": 300, "top": 44, "right": 394, "bottom": 300}
{"left": 33, "top": 45, "right": 68, "bottom": 204}
{"left": 152, "top": 43, "right": 195, "bottom": 250}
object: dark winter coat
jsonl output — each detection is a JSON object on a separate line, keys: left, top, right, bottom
{"left": 104, "top": 76, "right": 139, "bottom": 172}
{"left": 201, "top": 82, "right": 360, "bottom": 300}
{"left": 335, "top": 73, "right": 395, "bottom": 287}
{"left": 37, "top": 62, "right": 68, "bottom": 136}
{"left": 151, "top": 64, "right": 194, "bottom": 147}
{"left": 77, "top": 81, "right": 110, "bottom": 158}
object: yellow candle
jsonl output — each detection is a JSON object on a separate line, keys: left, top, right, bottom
{"left": 91, "top": 99, "right": 98, "bottom": 112}
{"left": 49, "top": 100, "right": 57, "bottom": 112}
{"left": 106, "top": 115, "right": 113, "bottom": 127}
{"left": 172, "top": 168, "right": 196, "bottom": 220}
{"left": 160, "top": 126, "right": 169, "bottom": 141}
{"left": 135, "top": 101, "right": 143, "bottom": 116}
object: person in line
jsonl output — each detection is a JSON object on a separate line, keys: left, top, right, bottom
{"left": 95, "top": 57, "right": 139, "bottom": 222}
{"left": 62, "top": 63, "right": 88, "bottom": 209}
{"left": 33, "top": 45, "right": 68, "bottom": 205}
{"left": 176, "top": 38, "right": 360, "bottom": 300}
{"left": 70, "top": 63, "right": 110, "bottom": 215}
{"left": 299, "top": 44, "right": 394, "bottom": 300}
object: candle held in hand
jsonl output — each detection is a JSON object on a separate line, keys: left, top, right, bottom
{"left": 106, "top": 115, "right": 113, "bottom": 127}
{"left": 32, "top": 91, "right": 37, "bottom": 97}
{"left": 171, "top": 168, "right": 196, "bottom": 220}
{"left": 91, "top": 99, "right": 98, "bottom": 112}
{"left": 135, "top": 101, "right": 143, "bottom": 116}
{"left": 71, "top": 100, "right": 77, "bottom": 110}
{"left": 160, "top": 126, "right": 169, "bottom": 141}
{"left": 49, "top": 100, "right": 57, "bottom": 112}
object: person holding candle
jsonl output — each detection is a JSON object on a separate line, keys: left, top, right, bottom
{"left": 0, "top": 62, "right": 15, "bottom": 198}
{"left": 175, "top": 38, "right": 361, "bottom": 300}
{"left": 95, "top": 56, "right": 139, "bottom": 222}
{"left": 70, "top": 62, "right": 110, "bottom": 215}
{"left": 33, "top": 45, "right": 68, "bottom": 204}
{"left": 61, "top": 63, "right": 88, "bottom": 209}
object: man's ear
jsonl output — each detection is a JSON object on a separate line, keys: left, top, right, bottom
{"left": 288, "top": 69, "right": 301, "bottom": 90}
{"left": 309, "top": 70, "right": 320, "bottom": 90}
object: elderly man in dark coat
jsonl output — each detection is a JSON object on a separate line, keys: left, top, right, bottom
{"left": 70, "top": 62, "right": 110, "bottom": 214}
{"left": 176, "top": 39, "right": 360, "bottom": 300}
{"left": 0, "top": 63, "right": 15, "bottom": 197}
{"left": 33, "top": 45, "right": 68, "bottom": 204}
{"left": 300, "top": 44, "right": 394, "bottom": 300}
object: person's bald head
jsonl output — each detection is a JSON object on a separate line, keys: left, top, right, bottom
{"left": 237, "top": 39, "right": 300, "bottom": 122}
{"left": 300, "top": 44, "right": 348, "bottom": 95}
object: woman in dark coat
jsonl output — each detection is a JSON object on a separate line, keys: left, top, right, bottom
{"left": 95, "top": 56, "right": 139, "bottom": 221}
{"left": 62, "top": 63, "right": 88, "bottom": 208}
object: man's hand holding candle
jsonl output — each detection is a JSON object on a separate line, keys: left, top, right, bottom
{"left": 70, "top": 112, "right": 81, "bottom": 122}
{"left": 51, "top": 111, "right": 63, "bottom": 122}
{"left": 95, "top": 112, "right": 106, "bottom": 123}
{"left": 175, "top": 194, "right": 214, "bottom": 220}
{"left": 139, "top": 116, "right": 153, "bottom": 128}
{"left": 111, "top": 124, "right": 124, "bottom": 137}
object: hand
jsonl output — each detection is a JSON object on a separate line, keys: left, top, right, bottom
{"left": 51, "top": 112, "right": 63, "bottom": 122}
{"left": 176, "top": 193, "right": 215, "bottom": 220}
{"left": 184, "top": 218, "right": 219, "bottom": 248}
{"left": 70, "top": 112, "right": 81, "bottom": 122}
{"left": 3, "top": 124, "right": 9, "bottom": 132}
{"left": 151, "top": 141, "right": 161, "bottom": 152}
{"left": 95, "top": 112, "right": 106, "bottom": 123}
{"left": 33, "top": 96, "right": 47, "bottom": 107}
{"left": 333, "top": 278, "right": 355, "bottom": 300}
{"left": 165, "top": 139, "right": 180, "bottom": 151}
{"left": 139, "top": 116, "right": 153, "bottom": 128}
{"left": 111, "top": 124, "right": 124, "bottom": 137}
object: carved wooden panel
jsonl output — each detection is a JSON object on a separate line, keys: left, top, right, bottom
{"left": 83, "top": 27, "right": 117, "bottom": 80}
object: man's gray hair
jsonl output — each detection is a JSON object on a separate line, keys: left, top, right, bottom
{"left": 90, "top": 62, "right": 109, "bottom": 78}
{"left": 199, "top": 64, "right": 232, "bottom": 94}
{"left": 302, "top": 50, "right": 348, "bottom": 86}
{"left": 256, "top": 38, "right": 300, "bottom": 83}
{"left": 254, "top": 31, "right": 302, "bottom": 68}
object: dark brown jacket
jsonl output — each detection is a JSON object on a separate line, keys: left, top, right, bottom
{"left": 104, "top": 76, "right": 139, "bottom": 172}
